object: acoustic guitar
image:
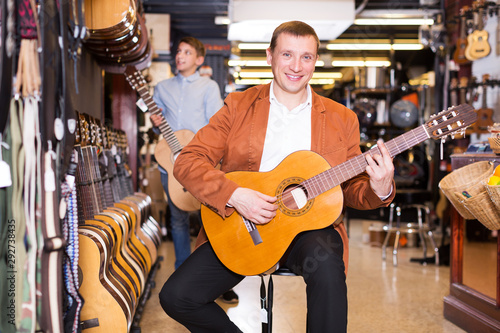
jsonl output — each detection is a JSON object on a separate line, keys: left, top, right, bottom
{"left": 453, "top": 7, "right": 470, "bottom": 64}
{"left": 201, "top": 104, "right": 477, "bottom": 276}
{"left": 124, "top": 66, "right": 201, "bottom": 212}
{"left": 475, "top": 74, "right": 494, "bottom": 131}
{"left": 497, "top": 0, "right": 500, "bottom": 56}
{"left": 467, "top": 0, "right": 491, "bottom": 60}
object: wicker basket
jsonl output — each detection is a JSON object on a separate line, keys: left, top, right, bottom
{"left": 486, "top": 184, "right": 500, "bottom": 211}
{"left": 489, "top": 137, "right": 500, "bottom": 155}
{"left": 439, "top": 161, "right": 494, "bottom": 220}
{"left": 461, "top": 187, "right": 500, "bottom": 230}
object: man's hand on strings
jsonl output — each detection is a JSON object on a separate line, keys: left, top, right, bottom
{"left": 365, "top": 139, "right": 394, "bottom": 198}
{"left": 228, "top": 188, "right": 278, "bottom": 225}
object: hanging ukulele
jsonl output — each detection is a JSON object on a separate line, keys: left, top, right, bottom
{"left": 454, "top": 6, "right": 470, "bottom": 64}
{"left": 458, "top": 76, "right": 469, "bottom": 105}
{"left": 468, "top": 0, "right": 491, "bottom": 60}
{"left": 474, "top": 74, "right": 494, "bottom": 131}
{"left": 496, "top": 0, "right": 500, "bottom": 56}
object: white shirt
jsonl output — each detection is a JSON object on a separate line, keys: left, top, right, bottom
{"left": 259, "top": 81, "right": 312, "bottom": 172}
{"left": 259, "top": 81, "right": 392, "bottom": 200}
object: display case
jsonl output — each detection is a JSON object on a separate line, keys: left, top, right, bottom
{"left": 444, "top": 153, "right": 500, "bottom": 332}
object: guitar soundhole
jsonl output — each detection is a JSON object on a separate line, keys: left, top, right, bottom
{"left": 277, "top": 177, "right": 314, "bottom": 217}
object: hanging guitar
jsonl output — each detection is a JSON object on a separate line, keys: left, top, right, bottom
{"left": 474, "top": 74, "right": 494, "bottom": 131}
{"left": 453, "top": 6, "right": 470, "bottom": 64}
{"left": 201, "top": 104, "right": 477, "bottom": 276}
{"left": 124, "top": 66, "right": 201, "bottom": 212}
{"left": 467, "top": 0, "right": 491, "bottom": 60}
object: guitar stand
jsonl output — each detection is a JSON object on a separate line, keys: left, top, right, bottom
{"left": 132, "top": 256, "right": 164, "bottom": 331}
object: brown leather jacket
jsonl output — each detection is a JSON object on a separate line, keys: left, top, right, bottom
{"left": 173, "top": 83, "right": 395, "bottom": 273}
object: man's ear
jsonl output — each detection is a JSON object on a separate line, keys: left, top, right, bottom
{"left": 195, "top": 56, "right": 204, "bottom": 67}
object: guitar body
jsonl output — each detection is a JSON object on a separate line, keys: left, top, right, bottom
{"left": 201, "top": 151, "right": 344, "bottom": 276}
{"left": 453, "top": 38, "right": 469, "bottom": 64}
{"left": 84, "top": 0, "right": 135, "bottom": 31}
{"left": 468, "top": 30, "right": 491, "bottom": 59}
{"left": 476, "top": 107, "right": 494, "bottom": 130}
{"left": 154, "top": 129, "right": 201, "bottom": 211}
{"left": 90, "top": 215, "right": 142, "bottom": 303}
{"left": 465, "top": 34, "right": 479, "bottom": 61}
{"left": 78, "top": 228, "right": 131, "bottom": 332}
{"left": 454, "top": 8, "right": 470, "bottom": 64}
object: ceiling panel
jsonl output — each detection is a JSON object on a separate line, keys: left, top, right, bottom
{"left": 142, "top": 0, "right": 442, "bottom": 84}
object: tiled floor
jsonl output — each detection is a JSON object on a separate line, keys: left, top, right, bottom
{"left": 139, "top": 220, "right": 467, "bottom": 332}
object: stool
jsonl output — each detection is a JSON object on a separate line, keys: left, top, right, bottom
{"left": 260, "top": 268, "right": 307, "bottom": 333}
{"left": 381, "top": 201, "right": 439, "bottom": 267}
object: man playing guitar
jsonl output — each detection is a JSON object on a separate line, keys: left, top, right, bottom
{"left": 159, "top": 21, "right": 395, "bottom": 332}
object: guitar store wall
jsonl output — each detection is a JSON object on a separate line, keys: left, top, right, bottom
{"left": 469, "top": 13, "right": 500, "bottom": 124}
{"left": 67, "top": 50, "right": 104, "bottom": 122}
{"left": 446, "top": 0, "right": 500, "bottom": 124}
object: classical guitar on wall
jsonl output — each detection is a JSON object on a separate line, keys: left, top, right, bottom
{"left": 124, "top": 66, "right": 201, "bottom": 212}
{"left": 201, "top": 104, "right": 477, "bottom": 276}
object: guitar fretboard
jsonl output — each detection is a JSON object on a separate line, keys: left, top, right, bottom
{"left": 303, "top": 125, "right": 429, "bottom": 199}
{"left": 136, "top": 85, "right": 183, "bottom": 155}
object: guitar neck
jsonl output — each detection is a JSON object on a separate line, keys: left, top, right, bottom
{"left": 136, "top": 85, "right": 183, "bottom": 154}
{"left": 304, "top": 125, "right": 429, "bottom": 199}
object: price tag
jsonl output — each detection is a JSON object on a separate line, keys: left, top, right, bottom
{"left": 136, "top": 98, "right": 148, "bottom": 112}
{"left": 54, "top": 118, "right": 64, "bottom": 140}
{"left": 260, "top": 308, "right": 268, "bottom": 324}
{"left": 59, "top": 198, "right": 67, "bottom": 219}
{"left": 0, "top": 135, "right": 12, "bottom": 188}
{"left": 45, "top": 168, "right": 56, "bottom": 192}
{"left": 0, "top": 161, "right": 12, "bottom": 188}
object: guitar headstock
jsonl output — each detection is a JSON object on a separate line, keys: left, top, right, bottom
{"left": 425, "top": 104, "right": 477, "bottom": 140}
{"left": 84, "top": 114, "right": 97, "bottom": 146}
{"left": 78, "top": 113, "right": 90, "bottom": 146}
{"left": 75, "top": 111, "right": 81, "bottom": 144}
{"left": 94, "top": 117, "right": 103, "bottom": 149}
{"left": 124, "top": 66, "right": 147, "bottom": 91}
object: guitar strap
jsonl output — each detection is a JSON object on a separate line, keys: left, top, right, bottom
{"left": 0, "top": 102, "right": 15, "bottom": 333}
{"left": 61, "top": 150, "right": 83, "bottom": 333}
{"left": 6, "top": 97, "right": 27, "bottom": 332}
{"left": 0, "top": 0, "right": 13, "bottom": 134}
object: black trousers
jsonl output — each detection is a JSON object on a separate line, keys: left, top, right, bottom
{"left": 159, "top": 226, "right": 347, "bottom": 333}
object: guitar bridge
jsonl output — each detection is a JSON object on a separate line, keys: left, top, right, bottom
{"left": 242, "top": 217, "right": 263, "bottom": 246}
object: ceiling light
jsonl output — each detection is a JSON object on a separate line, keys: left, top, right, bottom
{"left": 331, "top": 60, "right": 391, "bottom": 67}
{"left": 326, "top": 43, "right": 423, "bottom": 51}
{"left": 391, "top": 44, "right": 424, "bottom": 50}
{"left": 228, "top": 58, "right": 325, "bottom": 67}
{"left": 327, "top": 44, "right": 391, "bottom": 51}
{"left": 235, "top": 78, "right": 335, "bottom": 86}
{"left": 354, "top": 18, "right": 434, "bottom": 25}
{"left": 228, "top": 0, "right": 355, "bottom": 42}
{"left": 237, "top": 71, "right": 343, "bottom": 79}
{"left": 238, "top": 43, "right": 269, "bottom": 50}
{"left": 215, "top": 16, "right": 231, "bottom": 25}
{"left": 228, "top": 59, "right": 270, "bottom": 67}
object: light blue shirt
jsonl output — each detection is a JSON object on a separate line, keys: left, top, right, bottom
{"left": 152, "top": 71, "right": 223, "bottom": 173}
{"left": 153, "top": 71, "right": 223, "bottom": 134}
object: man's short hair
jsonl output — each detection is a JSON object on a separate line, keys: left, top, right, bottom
{"left": 179, "top": 36, "right": 206, "bottom": 57}
{"left": 269, "top": 21, "right": 320, "bottom": 54}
